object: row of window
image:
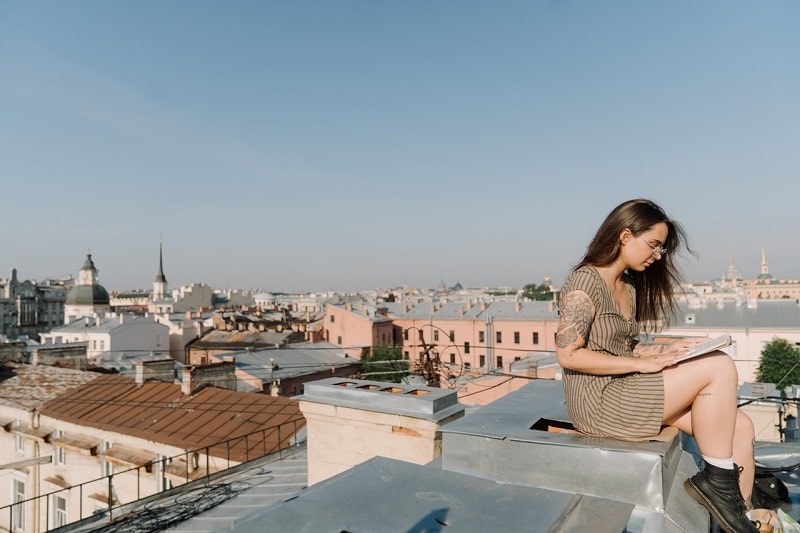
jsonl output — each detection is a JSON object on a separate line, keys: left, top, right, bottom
{"left": 404, "top": 329, "right": 541, "bottom": 345}
{"left": 11, "top": 478, "right": 68, "bottom": 530}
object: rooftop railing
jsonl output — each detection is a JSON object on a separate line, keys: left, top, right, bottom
{"left": 0, "top": 417, "right": 304, "bottom": 532}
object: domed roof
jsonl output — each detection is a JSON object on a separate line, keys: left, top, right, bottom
{"left": 66, "top": 284, "right": 110, "bottom": 306}
{"left": 65, "top": 253, "right": 110, "bottom": 306}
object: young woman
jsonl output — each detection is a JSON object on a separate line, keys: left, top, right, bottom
{"left": 555, "top": 199, "right": 757, "bottom": 533}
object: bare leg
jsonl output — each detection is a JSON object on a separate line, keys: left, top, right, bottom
{"left": 661, "top": 353, "right": 755, "bottom": 502}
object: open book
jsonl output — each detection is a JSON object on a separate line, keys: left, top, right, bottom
{"left": 674, "top": 334, "right": 732, "bottom": 363}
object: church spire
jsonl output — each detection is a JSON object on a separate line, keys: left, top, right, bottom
{"left": 153, "top": 238, "right": 168, "bottom": 301}
{"left": 761, "top": 244, "right": 769, "bottom": 276}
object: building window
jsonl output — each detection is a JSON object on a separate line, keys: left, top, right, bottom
{"left": 464, "top": 363, "right": 471, "bottom": 370}
{"left": 496, "top": 356, "right": 503, "bottom": 370}
{"left": 434, "top": 330, "right": 439, "bottom": 342}
{"left": 14, "top": 420, "right": 24, "bottom": 454}
{"left": 404, "top": 329, "right": 409, "bottom": 341}
{"left": 51, "top": 494, "right": 67, "bottom": 528}
{"left": 464, "top": 342, "right": 470, "bottom": 354}
{"left": 92, "top": 340, "right": 97, "bottom": 350}
{"left": 13, "top": 478, "right": 26, "bottom": 531}
{"left": 449, "top": 330, "right": 455, "bottom": 342}
{"left": 514, "top": 332, "right": 520, "bottom": 344}
{"left": 330, "top": 315, "right": 335, "bottom": 323}
{"left": 337, "top": 336, "right": 342, "bottom": 345}
{"left": 496, "top": 331, "right": 502, "bottom": 344}
{"left": 155, "top": 455, "right": 173, "bottom": 492}
{"left": 53, "top": 431, "right": 65, "bottom": 467}
{"left": 478, "top": 331, "right": 484, "bottom": 343}
{"left": 533, "top": 332, "right": 539, "bottom": 344}
{"left": 450, "top": 353, "right": 455, "bottom": 364}
{"left": 479, "top": 355, "right": 486, "bottom": 367}
{"left": 100, "top": 441, "right": 114, "bottom": 477}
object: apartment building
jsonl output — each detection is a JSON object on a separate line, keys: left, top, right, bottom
{"left": 39, "top": 313, "right": 170, "bottom": 361}
{"left": 0, "top": 269, "right": 67, "bottom": 341}
{"left": 0, "top": 361, "right": 305, "bottom": 532}
{"left": 324, "top": 302, "right": 400, "bottom": 358}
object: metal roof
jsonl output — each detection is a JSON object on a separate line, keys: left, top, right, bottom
{"left": 672, "top": 299, "right": 800, "bottom": 329}
{"left": 231, "top": 456, "right": 635, "bottom": 533}
{"left": 39, "top": 375, "right": 305, "bottom": 462}
{"left": 226, "top": 342, "right": 357, "bottom": 383}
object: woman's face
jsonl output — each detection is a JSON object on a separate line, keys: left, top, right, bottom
{"left": 624, "top": 222, "right": 668, "bottom": 271}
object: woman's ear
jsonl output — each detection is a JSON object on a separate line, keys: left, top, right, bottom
{"left": 620, "top": 227, "right": 634, "bottom": 245}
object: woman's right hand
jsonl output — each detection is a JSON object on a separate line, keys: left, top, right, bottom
{"left": 637, "top": 352, "right": 678, "bottom": 373}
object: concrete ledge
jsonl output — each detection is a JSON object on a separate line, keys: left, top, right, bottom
{"left": 298, "top": 377, "right": 464, "bottom": 422}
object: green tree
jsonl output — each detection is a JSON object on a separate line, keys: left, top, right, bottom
{"left": 522, "top": 283, "right": 554, "bottom": 301}
{"left": 361, "top": 345, "right": 409, "bottom": 383}
{"left": 756, "top": 338, "right": 800, "bottom": 392}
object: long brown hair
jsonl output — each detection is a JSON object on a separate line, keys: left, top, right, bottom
{"left": 576, "top": 199, "right": 692, "bottom": 328}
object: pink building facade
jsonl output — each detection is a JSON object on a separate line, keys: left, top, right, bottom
{"left": 324, "top": 303, "right": 399, "bottom": 359}
{"left": 325, "top": 299, "right": 560, "bottom": 375}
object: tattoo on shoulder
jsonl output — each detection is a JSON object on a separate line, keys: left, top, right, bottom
{"left": 556, "top": 291, "right": 593, "bottom": 350}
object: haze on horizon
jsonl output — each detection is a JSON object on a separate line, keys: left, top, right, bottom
{"left": 1, "top": 2, "right": 798, "bottom": 293}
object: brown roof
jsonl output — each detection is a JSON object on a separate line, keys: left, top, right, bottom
{"left": 0, "top": 363, "right": 101, "bottom": 410}
{"left": 40, "top": 375, "right": 305, "bottom": 463}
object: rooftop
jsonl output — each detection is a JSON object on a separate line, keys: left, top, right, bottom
{"left": 40, "top": 374, "right": 305, "bottom": 461}
{"left": 0, "top": 362, "right": 100, "bottom": 410}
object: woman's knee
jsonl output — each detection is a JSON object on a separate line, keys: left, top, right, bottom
{"left": 699, "top": 352, "right": 739, "bottom": 383}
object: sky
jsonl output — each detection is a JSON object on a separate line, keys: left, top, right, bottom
{"left": 1, "top": 1, "right": 798, "bottom": 293}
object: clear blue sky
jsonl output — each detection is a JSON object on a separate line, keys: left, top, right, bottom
{"left": 1, "top": 1, "right": 798, "bottom": 293}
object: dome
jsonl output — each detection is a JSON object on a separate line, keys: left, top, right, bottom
{"left": 65, "top": 284, "right": 110, "bottom": 306}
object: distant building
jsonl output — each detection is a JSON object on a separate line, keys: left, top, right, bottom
{"left": 205, "top": 341, "right": 360, "bottom": 396}
{"left": 741, "top": 246, "right": 800, "bottom": 300}
{"left": 63, "top": 254, "right": 110, "bottom": 324}
{"left": 0, "top": 269, "right": 67, "bottom": 340}
{"left": 324, "top": 302, "right": 399, "bottom": 359}
{"left": 40, "top": 313, "right": 170, "bottom": 361}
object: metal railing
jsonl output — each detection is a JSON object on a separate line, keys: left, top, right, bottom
{"left": 1, "top": 418, "right": 304, "bottom": 533}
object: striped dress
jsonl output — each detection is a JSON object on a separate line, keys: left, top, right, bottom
{"left": 561, "top": 265, "right": 665, "bottom": 439}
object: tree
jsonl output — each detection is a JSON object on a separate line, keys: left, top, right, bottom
{"left": 360, "top": 345, "right": 409, "bottom": 383}
{"left": 756, "top": 338, "right": 800, "bottom": 392}
{"left": 522, "top": 283, "right": 553, "bottom": 301}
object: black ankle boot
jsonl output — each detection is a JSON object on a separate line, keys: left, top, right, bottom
{"left": 684, "top": 463, "right": 758, "bottom": 533}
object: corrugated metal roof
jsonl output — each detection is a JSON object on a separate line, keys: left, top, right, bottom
{"left": 671, "top": 300, "right": 800, "bottom": 329}
{"left": 0, "top": 362, "right": 100, "bottom": 410}
{"left": 39, "top": 375, "right": 305, "bottom": 462}
{"left": 229, "top": 342, "right": 357, "bottom": 383}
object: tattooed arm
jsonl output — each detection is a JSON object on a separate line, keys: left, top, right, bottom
{"left": 555, "top": 290, "right": 676, "bottom": 375}
{"left": 631, "top": 340, "right": 669, "bottom": 356}
{"left": 632, "top": 337, "right": 705, "bottom": 357}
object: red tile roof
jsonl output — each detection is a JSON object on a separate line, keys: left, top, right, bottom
{"left": 40, "top": 374, "right": 305, "bottom": 463}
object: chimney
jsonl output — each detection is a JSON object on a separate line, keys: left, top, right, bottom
{"left": 135, "top": 359, "right": 177, "bottom": 385}
{"left": 515, "top": 302, "right": 522, "bottom": 313}
{"left": 298, "top": 378, "right": 465, "bottom": 486}
{"left": 181, "top": 361, "right": 237, "bottom": 395}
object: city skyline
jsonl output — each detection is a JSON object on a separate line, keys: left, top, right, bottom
{"left": 0, "top": 242, "right": 790, "bottom": 293}
{"left": 2, "top": 2, "right": 799, "bottom": 293}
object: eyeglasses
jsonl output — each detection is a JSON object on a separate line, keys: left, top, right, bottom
{"left": 639, "top": 236, "right": 667, "bottom": 257}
